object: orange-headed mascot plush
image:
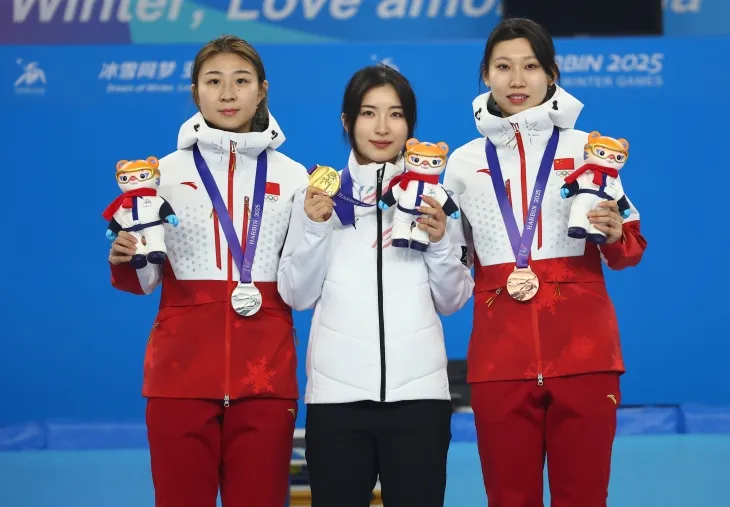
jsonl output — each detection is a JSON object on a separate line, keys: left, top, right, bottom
{"left": 378, "top": 138, "right": 460, "bottom": 251}
{"left": 102, "top": 157, "right": 179, "bottom": 269}
{"left": 561, "top": 131, "right": 631, "bottom": 244}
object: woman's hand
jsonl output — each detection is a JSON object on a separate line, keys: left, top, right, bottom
{"left": 304, "top": 186, "right": 334, "bottom": 223}
{"left": 588, "top": 200, "right": 624, "bottom": 244}
{"left": 109, "top": 231, "right": 137, "bottom": 265}
{"left": 417, "top": 195, "right": 448, "bottom": 243}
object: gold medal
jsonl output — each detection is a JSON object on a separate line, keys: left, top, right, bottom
{"left": 309, "top": 165, "right": 341, "bottom": 196}
{"left": 506, "top": 267, "right": 539, "bottom": 302}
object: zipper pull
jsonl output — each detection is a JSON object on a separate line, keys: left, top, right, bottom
{"left": 224, "top": 395, "right": 230, "bottom": 408}
{"left": 229, "top": 141, "right": 237, "bottom": 172}
{"left": 293, "top": 328, "right": 299, "bottom": 346}
{"left": 486, "top": 288, "right": 502, "bottom": 307}
{"left": 537, "top": 373, "right": 544, "bottom": 386}
{"left": 147, "top": 322, "right": 159, "bottom": 344}
{"left": 512, "top": 122, "right": 521, "bottom": 133}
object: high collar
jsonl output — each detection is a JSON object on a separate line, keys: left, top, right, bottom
{"left": 346, "top": 150, "right": 404, "bottom": 188}
{"left": 472, "top": 85, "right": 583, "bottom": 150}
{"left": 176, "top": 110, "right": 286, "bottom": 161}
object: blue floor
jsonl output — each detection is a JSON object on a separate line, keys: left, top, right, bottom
{"left": 0, "top": 436, "right": 729, "bottom": 506}
{"left": 1, "top": 405, "right": 729, "bottom": 506}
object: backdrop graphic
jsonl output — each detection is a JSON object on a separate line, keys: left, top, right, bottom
{"left": 1, "top": 0, "right": 725, "bottom": 45}
{"left": 0, "top": 33, "right": 727, "bottom": 429}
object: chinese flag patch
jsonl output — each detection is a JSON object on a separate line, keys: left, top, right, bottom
{"left": 553, "top": 158, "right": 574, "bottom": 170}
{"left": 265, "top": 182, "right": 280, "bottom": 195}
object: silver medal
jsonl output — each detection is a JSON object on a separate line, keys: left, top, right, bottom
{"left": 231, "top": 282, "right": 262, "bottom": 317}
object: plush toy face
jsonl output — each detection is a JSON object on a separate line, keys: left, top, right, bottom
{"left": 404, "top": 138, "right": 449, "bottom": 176}
{"left": 116, "top": 157, "right": 161, "bottom": 193}
{"left": 584, "top": 131, "right": 629, "bottom": 170}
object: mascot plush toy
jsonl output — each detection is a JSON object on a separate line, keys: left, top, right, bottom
{"left": 102, "top": 156, "right": 179, "bottom": 269}
{"left": 561, "top": 131, "right": 631, "bottom": 244}
{"left": 378, "top": 138, "right": 460, "bottom": 251}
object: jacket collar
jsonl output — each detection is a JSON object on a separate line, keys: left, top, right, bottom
{"left": 472, "top": 85, "right": 583, "bottom": 151}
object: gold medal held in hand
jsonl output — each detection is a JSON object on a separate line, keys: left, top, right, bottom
{"left": 309, "top": 165, "right": 341, "bottom": 196}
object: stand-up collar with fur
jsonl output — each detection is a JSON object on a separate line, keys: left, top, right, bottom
{"left": 177, "top": 110, "right": 285, "bottom": 159}
{"left": 472, "top": 85, "right": 584, "bottom": 150}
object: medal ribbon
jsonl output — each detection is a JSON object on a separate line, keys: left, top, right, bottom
{"left": 307, "top": 165, "right": 375, "bottom": 226}
{"left": 485, "top": 126, "right": 559, "bottom": 268}
{"left": 194, "top": 143, "right": 268, "bottom": 284}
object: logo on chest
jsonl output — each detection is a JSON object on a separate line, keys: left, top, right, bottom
{"left": 553, "top": 158, "right": 575, "bottom": 178}
{"left": 265, "top": 181, "right": 280, "bottom": 202}
{"left": 371, "top": 226, "right": 394, "bottom": 249}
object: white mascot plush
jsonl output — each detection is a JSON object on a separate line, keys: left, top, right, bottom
{"left": 378, "top": 138, "right": 460, "bottom": 251}
{"left": 561, "top": 131, "right": 631, "bottom": 244}
{"left": 102, "top": 156, "right": 179, "bottom": 268}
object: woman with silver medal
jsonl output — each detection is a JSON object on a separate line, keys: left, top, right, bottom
{"left": 107, "top": 35, "right": 308, "bottom": 507}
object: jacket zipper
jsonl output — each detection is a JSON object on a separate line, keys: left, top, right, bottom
{"left": 212, "top": 209, "right": 222, "bottom": 269}
{"left": 376, "top": 165, "right": 386, "bottom": 402}
{"left": 223, "top": 141, "right": 237, "bottom": 407}
{"left": 512, "top": 123, "right": 544, "bottom": 386}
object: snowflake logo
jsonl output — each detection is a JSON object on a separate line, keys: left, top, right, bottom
{"left": 542, "top": 259, "right": 574, "bottom": 281}
{"left": 241, "top": 356, "right": 276, "bottom": 394}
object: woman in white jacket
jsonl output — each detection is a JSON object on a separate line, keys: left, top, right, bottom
{"left": 277, "top": 65, "right": 474, "bottom": 507}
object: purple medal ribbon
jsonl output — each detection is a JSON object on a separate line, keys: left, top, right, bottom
{"left": 307, "top": 165, "right": 375, "bottom": 226}
{"left": 193, "top": 143, "right": 268, "bottom": 284}
{"left": 485, "top": 126, "right": 559, "bottom": 268}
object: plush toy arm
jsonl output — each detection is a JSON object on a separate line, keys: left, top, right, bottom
{"left": 108, "top": 218, "right": 122, "bottom": 234}
{"left": 441, "top": 192, "right": 460, "bottom": 219}
{"left": 106, "top": 218, "right": 122, "bottom": 240}
{"left": 159, "top": 199, "right": 175, "bottom": 219}
{"left": 561, "top": 180, "right": 579, "bottom": 199}
{"left": 609, "top": 174, "right": 630, "bottom": 217}
{"left": 378, "top": 186, "right": 398, "bottom": 210}
{"left": 616, "top": 195, "right": 631, "bottom": 219}
{"left": 159, "top": 199, "right": 179, "bottom": 226}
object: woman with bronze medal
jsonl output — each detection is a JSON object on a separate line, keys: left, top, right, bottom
{"left": 443, "top": 19, "right": 647, "bottom": 507}
{"left": 107, "top": 36, "right": 309, "bottom": 507}
{"left": 277, "top": 65, "right": 474, "bottom": 507}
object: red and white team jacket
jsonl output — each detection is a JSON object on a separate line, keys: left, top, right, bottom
{"left": 444, "top": 86, "right": 647, "bottom": 385}
{"left": 109, "top": 111, "right": 309, "bottom": 403}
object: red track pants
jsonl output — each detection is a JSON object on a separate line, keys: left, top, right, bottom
{"left": 146, "top": 397, "right": 297, "bottom": 507}
{"left": 471, "top": 373, "right": 620, "bottom": 507}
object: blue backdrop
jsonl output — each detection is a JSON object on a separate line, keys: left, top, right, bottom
{"left": 1, "top": 33, "right": 727, "bottom": 429}
{"left": 2, "top": 0, "right": 728, "bottom": 44}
